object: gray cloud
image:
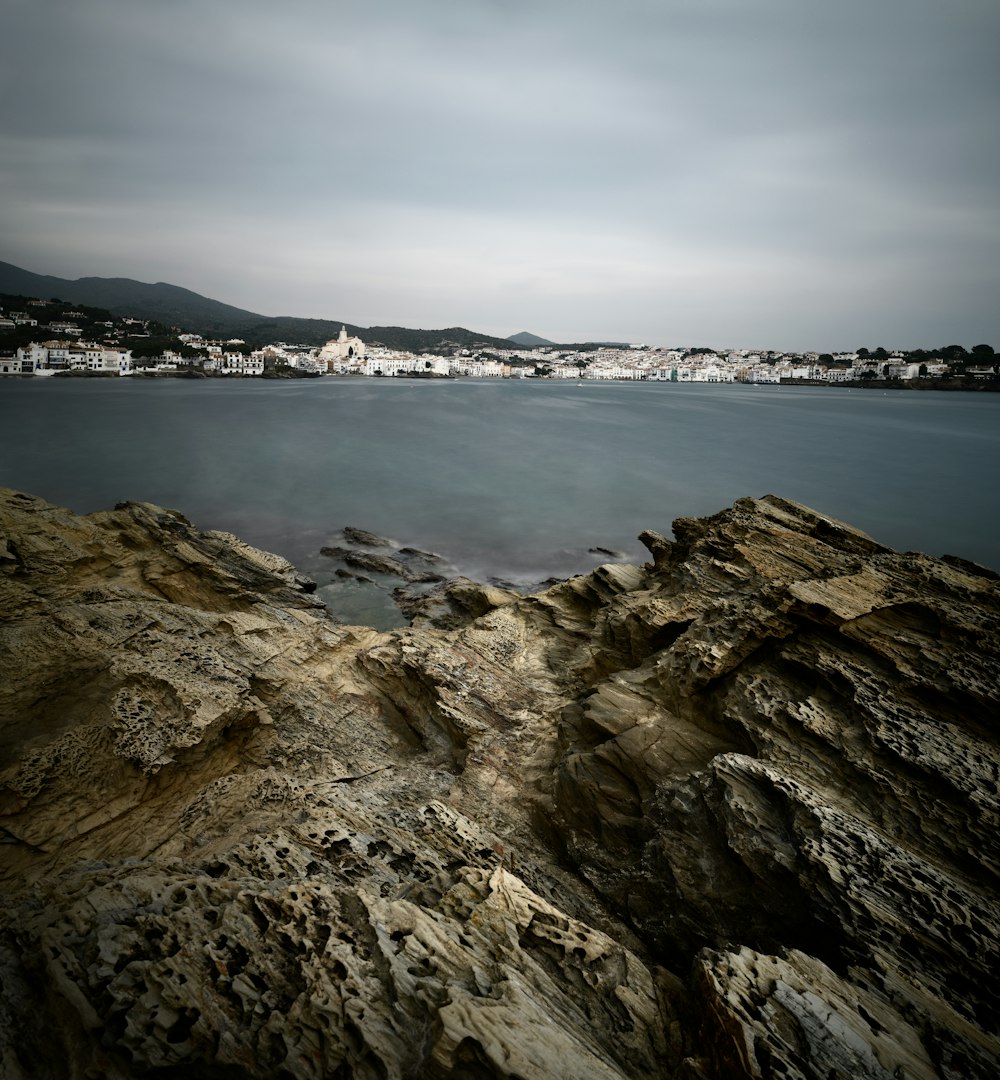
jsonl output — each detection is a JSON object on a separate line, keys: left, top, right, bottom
{"left": 2, "top": 0, "right": 998, "bottom": 348}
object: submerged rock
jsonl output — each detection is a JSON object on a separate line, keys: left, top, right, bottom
{"left": 341, "top": 525, "right": 395, "bottom": 548}
{"left": 321, "top": 530, "right": 449, "bottom": 588}
{"left": 341, "top": 549, "right": 443, "bottom": 582}
{"left": 1, "top": 488, "right": 998, "bottom": 1079}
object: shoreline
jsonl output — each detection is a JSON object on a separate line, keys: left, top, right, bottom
{"left": 3, "top": 370, "right": 999, "bottom": 391}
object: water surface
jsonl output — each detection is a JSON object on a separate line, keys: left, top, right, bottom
{"left": 3, "top": 378, "right": 997, "bottom": 624}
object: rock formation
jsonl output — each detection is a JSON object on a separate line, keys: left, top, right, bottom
{"left": 1, "top": 487, "right": 997, "bottom": 1079}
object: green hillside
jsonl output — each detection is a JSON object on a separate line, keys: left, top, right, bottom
{"left": 0, "top": 262, "right": 516, "bottom": 351}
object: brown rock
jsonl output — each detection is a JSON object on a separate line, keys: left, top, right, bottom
{"left": 1, "top": 489, "right": 998, "bottom": 1079}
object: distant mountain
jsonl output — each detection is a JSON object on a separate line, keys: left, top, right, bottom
{"left": 507, "top": 330, "right": 633, "bottom": 350}
{"left": 0, "top": 262, "right": 516, "bottom": 351}
{"left": 364, "top": 326, "right": 521, "bottom": 352}
{"left": 507, "top": 331, "right": 555, "bottom": 347}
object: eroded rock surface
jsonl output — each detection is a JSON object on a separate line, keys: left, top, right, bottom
{"left": 1, "top": 488, "right": 997, "bottom": 1078}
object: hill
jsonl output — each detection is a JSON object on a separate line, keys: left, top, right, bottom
{"left": 0, "top": 261, "right": 516, "bottom": 351}
{"left": 507, "top": 330, "right": 555, "bottom": 347}
{"left": 363, "top": 325, "right": 520, "bottom": 352}
{"left": 0, "top": 261, "right": 272, "bottom": 337}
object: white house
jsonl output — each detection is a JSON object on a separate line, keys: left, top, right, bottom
{"left": 86, "top": 347, "right": 132, "bottom": 374}
{"left": 589, "top": 365, "right": 641, "bottom": 380}
{"left": 15, "top": 343, "right": 49, "bottom": 371}
{"left": 216, "top": 352, "right": 264, "bottom": 376}
{"left": 453, "top": 359, "right": 505, "bottom": 377}
{"left": 744, "top": 365, "right": 781, "bottom": 383}
{"left": 365, "top": 354, "right": 416, "bottom": 377}
{"left": 0, "top": 356, "right": 32, "bottom": 375}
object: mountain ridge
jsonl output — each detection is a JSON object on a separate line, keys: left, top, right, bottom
{"left": 0, "top": 261, "right": 518, "bottom": 352}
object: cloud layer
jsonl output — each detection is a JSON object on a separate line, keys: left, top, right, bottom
{"left": 2, "top": 0, "right": 998, "bottom": 348}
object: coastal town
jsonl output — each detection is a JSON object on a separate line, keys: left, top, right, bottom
{"left": 1, "top": 298, "right": 996, "bottom": 385}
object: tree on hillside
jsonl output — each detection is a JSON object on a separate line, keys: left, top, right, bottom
{"left": 126, "top": 336, "right": 197, "bottom": 359}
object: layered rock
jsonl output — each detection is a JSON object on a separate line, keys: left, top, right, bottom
{"left": 1, "top": 488, "right": 997, "bottom": 1079}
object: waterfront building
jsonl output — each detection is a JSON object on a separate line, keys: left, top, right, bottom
{"left": 364, "top": 354, "right": 415, "bottom": 377}
{"left": 320, "top": 327, "right": 366, "bottom": 372}
{"left": 452, "top": 359, "right": 505, "bottom": 377}
{"left": 212, "top": 352, "right": 265, "bottom": 376}
{"left": 0, "top": 356, "right": 33, "bottom": 375}
{"left": 9, "top": 341, "right": 133, "bottom": 375}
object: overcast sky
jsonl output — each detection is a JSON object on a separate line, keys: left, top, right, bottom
{"left": 2, "top": 0, "right": 998, "bottom": 349}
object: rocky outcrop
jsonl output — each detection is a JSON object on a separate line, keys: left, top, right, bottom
{"left": 1, "top": 488, "right": 997, "bottom": 1079}
{"left": 320, "top": 529, "right": 449, "bottom": 584}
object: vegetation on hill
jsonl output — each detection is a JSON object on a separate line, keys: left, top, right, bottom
{"left": 0, "top": 263, "right": 515, "bottom": 352}
{"left": 0, "top": 292, "right": 119, "bottom": 350}
{"left": 364, "top": 325, "right": 516, "bottom": 352}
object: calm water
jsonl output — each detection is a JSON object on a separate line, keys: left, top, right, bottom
{"left": 2, "top": 378, "right": 998, "bottom": 624}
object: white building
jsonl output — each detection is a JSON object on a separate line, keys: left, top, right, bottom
{"left": 15, "top": 343, "right": 49, "bottom": 371}
{"left": 0, "top": 356, "right": 33, "bottom": 375}
{"left": 365, "top": 354, "right": 415, "bottom": 377}
{"left": 694, "top": 365, "right": 735, "bottom": 383}
{"left": 588, "top": 365, "right": 641, "bottom": 380}
{"left": 370, "top": 355, "right": 453, "bottom": 376}
{"left": 452, "top": 359, "right": 505, "bottom": 377}
{"left": 743, "top": 365, "right": 781, "bottom": 383}
{"left": 11, "top": 342, "right": 132, "bottom": 374}
{"left": 320, "top": 327, "right": 366, "bottom": 371}
{"left": 419, "top": 357, "right": 452, "bottom": 376}
{"left": 215, "top": 352, "right": 264, "bottom": 376}
{"left": 86, "top": 347, "right": 132, "bottom": 374}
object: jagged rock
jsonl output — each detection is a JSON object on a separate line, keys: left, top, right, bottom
{"left": 342, "top": 550, "right": 442, "bottom": 583}
{"left": 342, "top": 526, "right": 394, "bottom": 548}
{"left": 394, "top": 576, "right": 520, "bottom": 629}
{"left": 1, "top": 489, "right": 998, "bottom": 1079}
{"left": 320, "top": 544, "right": 354, "bottom": 559}
{"left": 322, "top": 535, "right": 449, "bottom": 585}
{"left": 399, "top": 546, "right": 446, "bottom": 565}
{"left": 694, "top": 947, "right": 941, "bottom": 1079}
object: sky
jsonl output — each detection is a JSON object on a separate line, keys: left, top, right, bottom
{"left": 2, "top": 0, "right": 998, "bottom": 351}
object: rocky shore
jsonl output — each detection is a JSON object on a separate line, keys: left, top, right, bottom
{"left": 1, "top": 488, "right": 998, "bottom": 1079}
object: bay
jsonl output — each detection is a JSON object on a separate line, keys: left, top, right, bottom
{"left": 2, "top": 377, "right": 998, "bottom": 626}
